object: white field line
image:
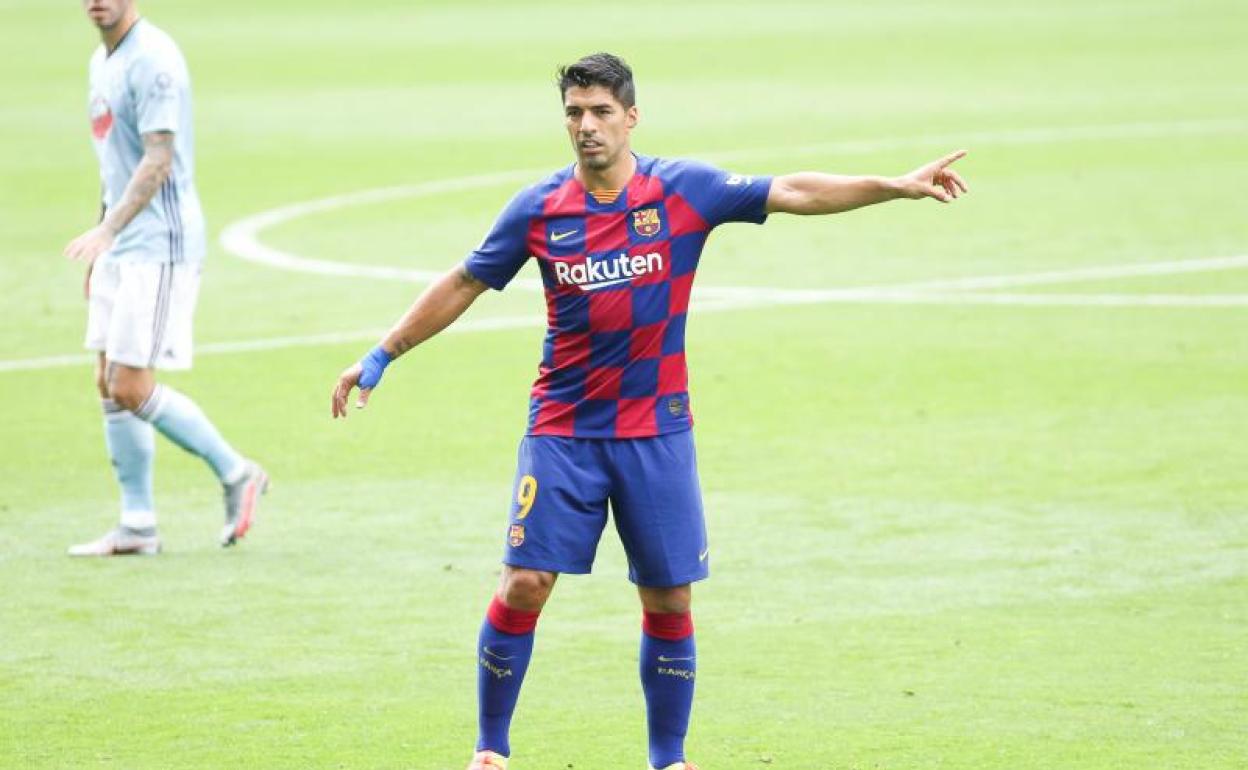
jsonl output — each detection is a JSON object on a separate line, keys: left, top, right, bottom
{"left": 6, "top": 268, "right": 1246, "bottom": 374}
{"left": 887, "top": 253, "right": 1248, "bottom": 292}
{"left": 699, "top": 291, "right": 1248, "bottom": 309}
{"left": 219, "top": 169, "right": 550, "bottom": 290}
{"left": 0, "top": 294, "right": 841, "bottom": 373}
{"left": 699, "top": 254, "right": 1248, "bottom": 302}
{"left": 883, "top": 293, "right": 1248, "bottom": 307}
{"left": 0, "top": 315, "right": 548, "bottom": 373}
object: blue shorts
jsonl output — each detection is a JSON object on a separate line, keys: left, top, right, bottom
{"left": 500, "top": 429, "right": 708, "bottom": 587}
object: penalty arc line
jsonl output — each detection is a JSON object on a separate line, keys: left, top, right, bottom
{"left": 218, "top": 115, "right": 1248, "bottom": 299}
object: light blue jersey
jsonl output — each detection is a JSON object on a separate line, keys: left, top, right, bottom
{"left": 88, "top": 18, "right": 204, "bottom": 263}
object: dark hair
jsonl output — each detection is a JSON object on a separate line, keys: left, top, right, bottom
{"left": 557, "top": 53, "right": 635, "bottom": 108}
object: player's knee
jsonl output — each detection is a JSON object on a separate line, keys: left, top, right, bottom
{"left": 499, "top": 568, "right": 556, "bottom": 610}
{"left": 639, "top": 584, "right": 692, "bottom": 614}
{"left": 108, "top": 380, "right": 150, "bottom": 413}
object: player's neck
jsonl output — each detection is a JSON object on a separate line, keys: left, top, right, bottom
{"left": 576, "top": 151, "right": 636, "bottom": 194}
{"left": 102, "top": 11, "right": 141, "bottom": 54}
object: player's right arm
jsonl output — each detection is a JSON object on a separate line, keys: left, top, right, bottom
{"left": 67, "top": 48, "right": 183, "bottom": 266}
{"left": 331, "top": 264, "right": 489, "bottom": 418}
{"left": 331, "top": 186, "right": 536, "bottom": 418}
{"left": 64, "top": 131, "right": 175, "bottom": 265}
{"left": 330, "top": 186, "right": 535, "bottom": 418}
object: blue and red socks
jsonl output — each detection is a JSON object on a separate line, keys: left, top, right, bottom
{"left": 476, "top": 596, "right": 540, "bottom": 757}
{"left": 474, "top": 599, "right": 695, "bottom": 764}
{"left": 640, "top": 610, "right": 696, "bottom": 768}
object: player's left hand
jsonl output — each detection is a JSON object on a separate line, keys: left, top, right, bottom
{"left": 64, "top": 224, "right": 116, "bottom": 263}
{"left": 331, "top": 362, "right": 365, "bottom": 419}
{"left": 331, "top": 345, "right": 393, "bottom": 418}
{"left": 897, "top": 150, "right": 969, "bottom": 203}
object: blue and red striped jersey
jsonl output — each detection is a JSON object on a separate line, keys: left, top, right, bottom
{"left": 465, "top": 154, "right": 771, "bottom": 438}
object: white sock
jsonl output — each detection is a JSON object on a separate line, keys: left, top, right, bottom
{"left": 120, "top": 509, "right": 157, "bottom": 533}
{"left": 102, "top": 398, "right": 157, "bottom": 531}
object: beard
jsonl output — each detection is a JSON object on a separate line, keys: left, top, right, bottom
{"left": 89, "top": 10, "right": 122, "bottom": 30}
{"left": 579, "top": 146, "right": 616, "bottom": 171}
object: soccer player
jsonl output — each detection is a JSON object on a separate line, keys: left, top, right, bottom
{"left": 331, "top": 53, "right": 967, "bottom": 769}
{"left": 66, "top": 0, "right": 267, "bottom": 556}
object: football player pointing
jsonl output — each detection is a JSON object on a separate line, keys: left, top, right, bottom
{"left": 332, "top": 53, "right": 966, "bottom": 770}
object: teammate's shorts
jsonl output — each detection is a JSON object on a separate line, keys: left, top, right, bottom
{"left": 501, "top": 429, "right": 709, "bottom": 587}
{"left": 85, "top": 259, "right": 200, "bottom": 370}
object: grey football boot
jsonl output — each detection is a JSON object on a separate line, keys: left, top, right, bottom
{"left": 220, "top": 461, "right": 269, "bottom": 547}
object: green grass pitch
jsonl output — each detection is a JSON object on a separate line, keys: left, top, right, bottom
{"left": 2, "top": 1, "right": 1246, "bottom": 767}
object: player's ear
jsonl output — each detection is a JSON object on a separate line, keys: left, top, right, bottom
{"left": 625, "top": 105, "right": 639, "bottom": 129}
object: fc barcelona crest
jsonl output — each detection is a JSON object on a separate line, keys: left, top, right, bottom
{"left": 509, "top": 524, "right": 526, "bottom": 547}
{"left": 632, "top": 208, "right": 662, "bottom": 238}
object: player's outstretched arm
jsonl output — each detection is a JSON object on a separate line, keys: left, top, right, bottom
{"left": 64, "top": 131, "right": 175, "bottom": 263}
{"left": 331, "top": 264, "right": 489, "bottom": 418}
{"left": 765, "top": 150, "right": 968, "bottom": 215}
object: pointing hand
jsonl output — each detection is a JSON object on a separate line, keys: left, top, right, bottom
{"left": 898, "top": 150, "right": 969, "bottom": 203}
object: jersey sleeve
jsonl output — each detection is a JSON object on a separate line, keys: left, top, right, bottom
{"left": 463, "top": 186, "right": 536, "bottom": 291}
{"left": 670, "top": 160, "right": 772, "bottom": 228}
{"left": 129, "top": 48, "right": 184, "bottom": 135}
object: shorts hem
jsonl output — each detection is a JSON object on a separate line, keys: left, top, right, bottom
{"left": 150, "top": 360, "right": 192, "bottom": 372}
{"left": 100, "top": 353, "right": 152, "bottom": 370}
{"left": 96, "top": 355, "right": 192, "bottom": 372}
{"left": 502, "top": 558, "right": 592, "bottom": 576}
{"left": 629, "top": 570, "right": 710, "bottom": 588}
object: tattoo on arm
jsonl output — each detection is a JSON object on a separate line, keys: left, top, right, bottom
{"left": 100, "top": 131, "right": 174, "bottom": 236}
{"left": 391, "top": 337, "right": 414, "bottom": 356}
{"left": 383, "top": 265, "right": 488, "bottom": 358}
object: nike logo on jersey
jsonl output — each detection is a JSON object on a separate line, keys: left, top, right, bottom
{"left": 698, "top": 547, "right": 710, "bottom": 562}
{"left": 657, "top": 655, "right": 695, "bottom": 663}
{"left": 550, "top": 229, "right": 579, "bottom": 242}
{"left": 553, "top": 250, "right": 664, "bottom": 292}
{"left": 483, "top": 647, "right": 515, "bottom": 661}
